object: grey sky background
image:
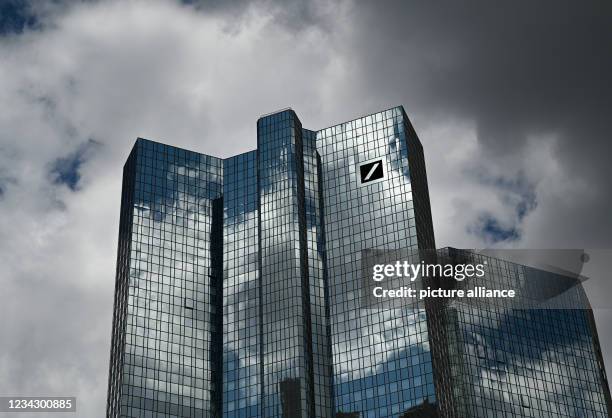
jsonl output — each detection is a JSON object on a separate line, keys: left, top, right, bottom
{"left": 0, "top": 1, "right": 611, "bottom": 416}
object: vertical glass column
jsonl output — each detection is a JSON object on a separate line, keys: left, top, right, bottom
{"left": 107, "top": 144, "right": 137, "bottom": 417}
{"left": 257, "top": 110, "right": 313, "bottom": 418}
{"left": 302, "top": 129, "right": 334, "bottom": 418}
{"left": 222, "top": 151, "right": 261, "bottom": 417}
{"left": 108, "top": 139, "right": 223, "bottom": 417}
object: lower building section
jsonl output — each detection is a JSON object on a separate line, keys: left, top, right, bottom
{"left": 433, "top": 248, "right": 611, "bottom": 418}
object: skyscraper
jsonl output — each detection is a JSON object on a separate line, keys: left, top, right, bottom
{"left": 107, "top": 141, "right": 224, "bottom": 417}
{"left": 107, "top": 106, "right": 611, "bottom": 417}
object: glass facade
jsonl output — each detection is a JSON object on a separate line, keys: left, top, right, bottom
{"left": 438, "top": 248, "right": 611, "bottom": 417}
{"left": 107, "top": 139, "right": 223, "bottom": 417}
{"left": 223, "top": 151, "right": 261, "bottom": 417}
{"left": 257, "top": 111, "right": 314, "bottom": 417}
{"left": 317, "top": 108, "right": 436, "bottom": 417}
{"left": 108, "top": 107, "right": 611, "bottom": 417}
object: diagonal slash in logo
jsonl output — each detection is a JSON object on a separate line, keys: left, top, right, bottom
{"left": 359, "top": 159, "right": 385, "bottom": 185}
{"left": 364, "top": 162, "right": 380, "bottom": 181}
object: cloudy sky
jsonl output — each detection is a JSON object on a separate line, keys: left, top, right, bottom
{"left": 0, "top": 0, "right": 611, "bottom": 416}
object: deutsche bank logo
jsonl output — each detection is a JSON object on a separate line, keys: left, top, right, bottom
{"left": 358, "top": 159, "right": 385, "bottom": 186}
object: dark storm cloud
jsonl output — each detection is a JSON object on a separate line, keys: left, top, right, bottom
{"left": 350, "top": 1, "right": 612, "bottom": 140}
